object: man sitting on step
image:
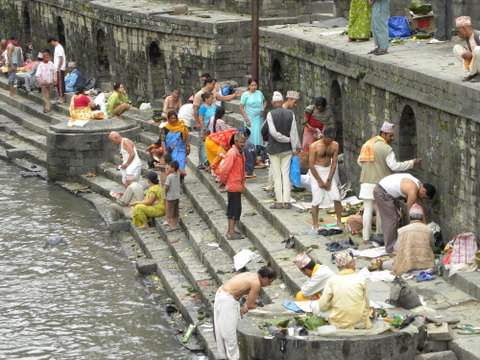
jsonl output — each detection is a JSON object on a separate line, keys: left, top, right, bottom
{"left": 453, "top": 16, "right": 480, "bottom": 82}
{"left": 108, "top": 181, "right": 144, "bottom": 221}
{"left": 293, "top": 252, "right": 335, "bottom": 301}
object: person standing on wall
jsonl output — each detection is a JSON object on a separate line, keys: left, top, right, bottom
{"left": 428, "top": 0, "right": 453, "bottom": 44}
{"left": 48, "top": 37, "right": 66, "bottom": 104}
{"left": 357, "top": 121, "right": 421, "bottom": 244}
{"left": 369, "top": 0, "right": 390, "bottom": 56}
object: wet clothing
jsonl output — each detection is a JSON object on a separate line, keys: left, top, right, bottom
{"left": 214, "top": 288, "right": 241, "bottom": 360}
{"left": 132, "top": 184, "right": 165, "bottom": 227}
{"left": 317, "top": 269, "right": 371, "bottom": 329}
{"left": 120, "top": 138, "right": 142, "bottom": 185}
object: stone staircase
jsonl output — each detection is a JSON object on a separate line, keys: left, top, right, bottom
{"left": 0, "top": 78, "right": 479, "bottom": 360}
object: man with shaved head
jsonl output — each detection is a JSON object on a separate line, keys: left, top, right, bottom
{"left": 108, "top": 131, "right": 142, "bottom": 187}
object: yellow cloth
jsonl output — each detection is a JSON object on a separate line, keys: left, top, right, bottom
{"left": 358, "top": 136, "right": 386, "bottom": 162}
{"left": 132, "top": 184, "right": 165, "bottom": 227}
{"left": 69, "top": 97, "right": 104, "bottom": 121}
{"left": 165, "top": 119, "right": 189, "bottom": 140}
{"left": 205, "top": 137, "right": 226, "bottom": 176}
{"left": 318, "top": 269, "right": 372, "bottom": 329}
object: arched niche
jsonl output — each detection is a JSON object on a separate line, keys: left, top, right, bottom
{"left": 22, "top": 4, "right": 31, "bottom": 41}
{"left": 57, "top": 16, "right": 66, "bottom": 47}
{"left": 147, "top": 41, "right": 166, "bottom": 101}
{"left": 330, "top": 80, "right": 343, "bottom": 152}
{"left": 96, "top": 29, "right": 110, "bottom": 78}
{"left": 398, "top": 105, "right": 417, "bottom": 160}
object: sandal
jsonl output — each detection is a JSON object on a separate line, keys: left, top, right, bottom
{"left": 416, "top": 271, "right": 436, "bottom": 282}
{"left": 227, "top": 232, "right": 244, "bottom": 240}
{"left": 270, "top": 203, "right": 283, "bottom": 209}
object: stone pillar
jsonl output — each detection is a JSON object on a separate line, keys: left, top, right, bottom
{"left": 46, "top": 119, "right": 140, "bottom": 181}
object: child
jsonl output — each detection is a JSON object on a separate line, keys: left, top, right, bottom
{"left": 198, "top": 128, "right": 210, "bottom": 170}
{"left": 208, "top": 106, "right": 229, "bottom": 133}
{"left": 165, "top": 160, "right": 181, "bottom": 232}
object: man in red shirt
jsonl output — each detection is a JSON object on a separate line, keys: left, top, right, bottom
{"left": 220, "top": 132, "right": 246, "bottom": 240}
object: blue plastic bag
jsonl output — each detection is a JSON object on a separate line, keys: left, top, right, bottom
{"left": 221, "top": 86, "right": 233, "bottom": 96}
{"left": 388, "top": 16, "right": 411, "bottom": 39}
{"left": 289, "top": 155, "right": 301, "bottom": 188}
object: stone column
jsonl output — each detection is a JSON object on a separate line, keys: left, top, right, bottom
{"left": 46, "top": 119, "right": 140, "bottom": 181}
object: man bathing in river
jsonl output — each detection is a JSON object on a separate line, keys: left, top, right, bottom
{"left": 214, "top": 266, "right": 276, "bottom": 360}
{"left": 308, "top": 127, "right": 343, "bottom": 231}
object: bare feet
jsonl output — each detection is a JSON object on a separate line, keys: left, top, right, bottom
{"left": 138, "top": 224, "right": 149, "bottom": 230}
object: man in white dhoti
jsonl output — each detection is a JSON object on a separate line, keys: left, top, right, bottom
{"left": 108, "top": 131, "right": 143, "bottom": 186}
{"left": 453, "top": 16, "right": 480, "bottom": 82}
{"left": 308, "top": 127, "right": 342, "bottom": 230}
{"left": 214, "top": 266, "right": 276, "bottom": 360}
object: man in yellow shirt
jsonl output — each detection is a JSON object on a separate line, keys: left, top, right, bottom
{"left": 294, "top": 252, "right": 335, "bottom": 301}
{"left": 316, "top": 252, "right": 372, "bottom": 329}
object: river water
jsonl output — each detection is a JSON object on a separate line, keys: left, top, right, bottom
{"left": 0, "top": 161, "right": 194, "bottom": 360}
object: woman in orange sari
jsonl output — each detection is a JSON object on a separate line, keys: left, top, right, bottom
{"left": 205, "top": 128, "right": 238, "bottom": 177}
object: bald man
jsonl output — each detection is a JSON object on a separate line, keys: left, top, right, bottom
{"left": 108, "top": 131, "right": 143, "bottom": 186}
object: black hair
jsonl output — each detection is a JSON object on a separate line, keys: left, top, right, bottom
{"left": 75, "top": 85, "right": 85, "bottom": 95}
{"left": 423, "top": 183, "right": 436, "bottom": 199}
{"left": 201, "top": 91, "right": 213, "bottom": 102}
{"left": 203, "top": 78, "right": 216, "bottom": 86}
{"left": 212, "top": 106, "right": 225, "bottom": 133}
{"left": 237, "top": 127, "right": 251, "bottom": 138}
{"left": 258, "top": 266, "right": 277, "bottom": 279}
{"left": 323, "top": 127, "right": 336, "bottom": 139}
{"left": 247, "top": 78, "right": 258, "bottom": 86}
{"left": 167, "top": 111, "right": 178, "bottom": 119}
{"left": 47, "top": 36, "right": 58, "bottom": 43}
{"left": 113, "top": 82, "right": 123, "bottom": 91}
{"left": 302, "top": 260, "right": 316, "bottom": 271}
{"left": 200, "top": 72, "right": 210, "bottom": 79}
{"left": 41, "top": 49, "right": 51, "bottom": 55}
{"left": 169, "top": 160, "right": 179, "bottom": 171}
{"left": 314, "top": 97, "right": 327, "bottom": 107}
{"left": 146, "top": 171, "right": 159, "bottom": 185}
{"left": 202, "top": 129, "right": 211, "bottom": 136}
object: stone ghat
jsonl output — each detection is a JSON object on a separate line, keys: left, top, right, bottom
{"left": 259, "top": 24, "right": 480, "bottom": 242}
{"left": 0, "top": 78, "right": 479, "bottom": 359}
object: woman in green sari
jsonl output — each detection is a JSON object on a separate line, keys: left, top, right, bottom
{"left": 348, "top": 0, "right": 372, "bottom": 41}
{"left": 131, "top": 172, "right": 165, "bottom": 229}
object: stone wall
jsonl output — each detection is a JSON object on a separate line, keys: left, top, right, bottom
{"left": 259, "top": 29, "right": 480, "bottom": 241}
{"left": 0, "top": 0, "right": 251, "bottom": 101}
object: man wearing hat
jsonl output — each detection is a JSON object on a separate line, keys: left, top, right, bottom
{"left": 293, "top": 252, "right": 335, "bottom": 301}
{"left": 315, "top": 251, "right": 371, "bottom": 329}
{"left": 392, "top": 204, "right": 435, "bottom": 275}
{"left": 453, "top": 16, "right": 480, "bottom": 82}
{"left": 262, "top": 91, "right": 301, "bottom": 209}
{"left": 357, "top": 121, "right": 421, "bottom": 244}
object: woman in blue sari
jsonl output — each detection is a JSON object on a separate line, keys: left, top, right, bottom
{"left": 239, "top": 78, "right": 267, "bottom": 166}
{"left": 162, "top": 111, "right": 190, "bottom": 176}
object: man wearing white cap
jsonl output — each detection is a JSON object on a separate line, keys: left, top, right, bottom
{"left": 392, "top": 204, "right": 435, "bottom": 275}
{"left": 453, "top": 16, "right": 480, "bottom": 82}
{"left": 293, "top": 252, "right": 335, "bottom": 301}
{"left": 314, "top": 251, "right": 371, "bottom": 329}
{"left": 357, "top": 121, "right": 421, "bottom": 244}
{"left": 262, "top": 91, "right": 301, "bottom": 209}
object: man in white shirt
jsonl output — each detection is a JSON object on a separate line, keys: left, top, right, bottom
{"left": 48, "top": 37, "right": 66, "bottom": 103}
{"left": 35, "top": 50, "right": 56, "bottom": 113}
{"left": 374, "top": 173, "right": 436, "bottom": 253}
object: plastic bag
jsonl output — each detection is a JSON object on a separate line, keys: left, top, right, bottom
{"left": 388, "top": 16, "right": 411, "bottom": 39}
{"left": 290, "top": 155, "right": 301, "bottom": 188}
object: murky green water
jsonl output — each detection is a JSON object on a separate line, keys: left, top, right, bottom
{"left": 0, "top": 161, "right": 194, "bottom": 360}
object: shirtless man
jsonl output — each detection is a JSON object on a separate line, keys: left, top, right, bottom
{"left": 214, "top": 266, "right": 276, "bottom": 360}
{"left": 374, "top": 173, "right": 436, "bottom": 253}
{"left": 108, "top": 131, "right": 143, "bottom": 187}
{"left": 308, "top": 127, "right": 343, "bottom": 230}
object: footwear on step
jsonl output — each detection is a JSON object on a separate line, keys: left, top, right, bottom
{"left": 374, "top": 48, "right": 388, "bottom": 56}
{"left": 245, "top": 174, "right": 257, "bottom": 179}
{"left": 368, "top": 48, "right": 379, "bottom": 54}
{"left": 427, "top": 38, "right": 447, "bottom": 44}
{"left": 226, "top": 232, "right": 244, "bottom": 240}
{"left": 270, "top": 203, "right": 283, "bottom": 209}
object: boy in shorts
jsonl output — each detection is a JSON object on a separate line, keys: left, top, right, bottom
{"left": 165, "top": 160, "right": 181, "bottom": 232}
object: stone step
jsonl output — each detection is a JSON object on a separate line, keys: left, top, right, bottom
{"left": 129, "top": 225, "right": 222, "bottom": 360}
{"left": 0, "top": 98, "right": 55, "bottom": 136}
{"left": 0, "top": 114, "right": 47, "bottom": 150}
{"left": 311, "top": 0, "right": 335, "bottom": 14}
{"left": 0, "top": 130, "right": 47, "bottom": 167}
{"left": 183, "top": 144, "right": 302, "bottom": 297}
